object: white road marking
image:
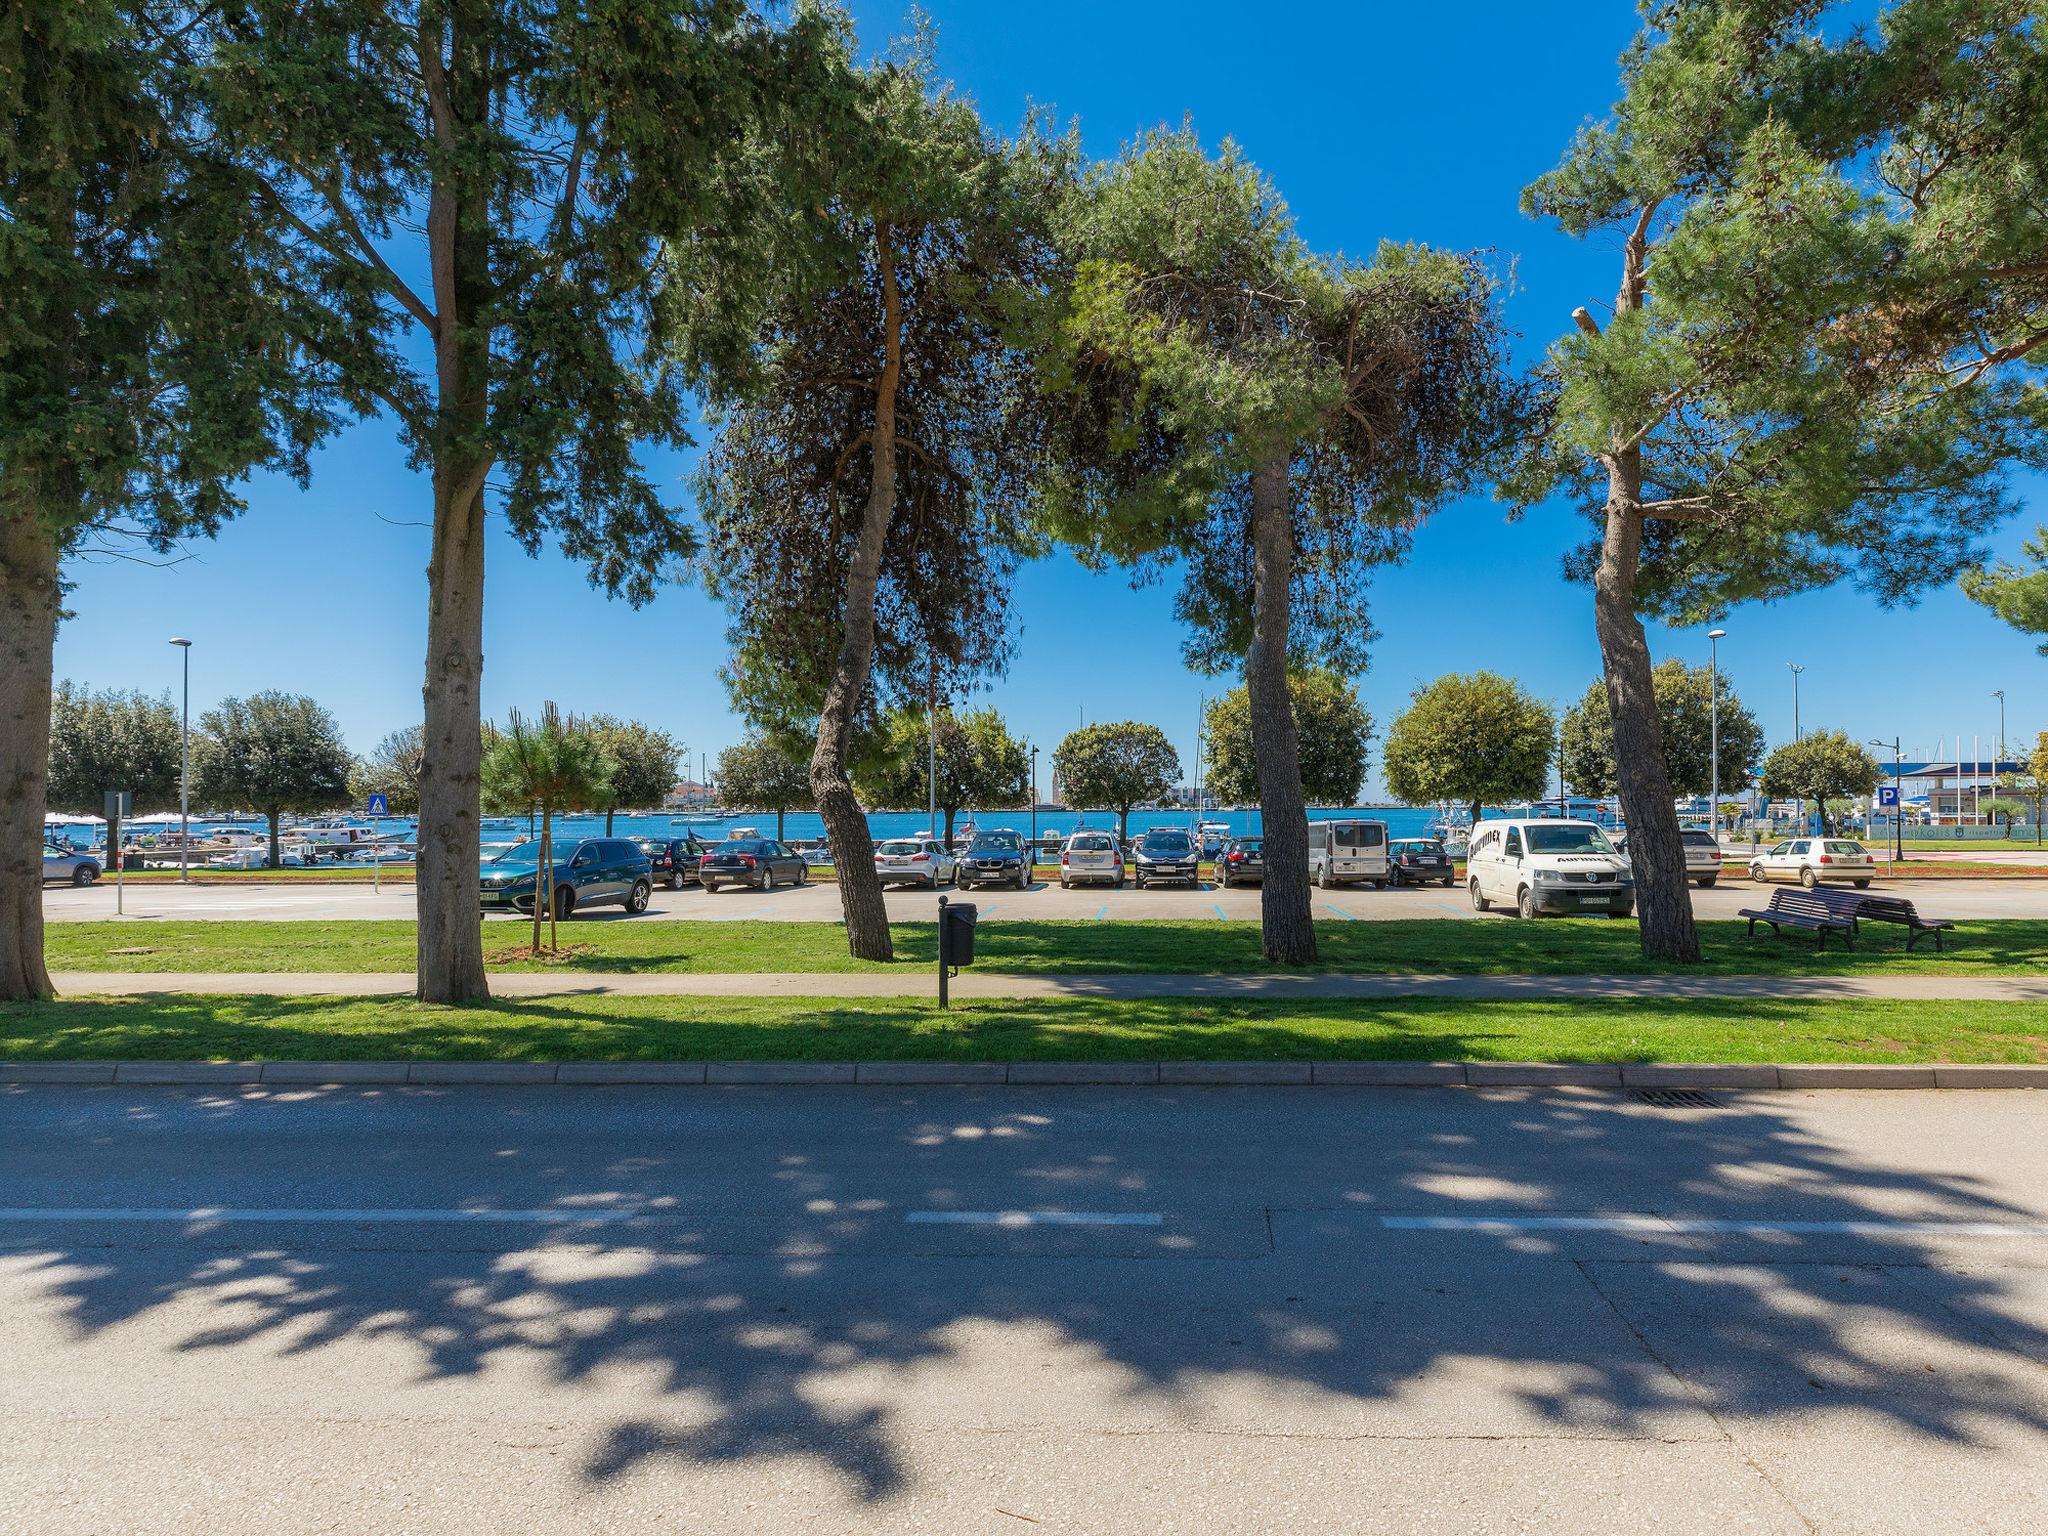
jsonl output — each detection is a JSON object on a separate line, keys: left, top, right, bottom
{"left": 1381, "top": 1214, "right": 2048, "bottom": 1238}
{"left": 0, "top": 1206, "right": 651, "bottom": 1224}
{"left": 905, "top": 1210, "right": 1163, "bottom": 1227}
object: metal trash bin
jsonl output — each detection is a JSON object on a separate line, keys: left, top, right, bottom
{"left": 942, "top": 901, "right": 978, "bottom": 968}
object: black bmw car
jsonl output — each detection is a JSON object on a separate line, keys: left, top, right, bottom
{"left": 1216, "top": 836, "right": 1264, "bottom": 887}
{"left": 1389, "top": 837, "right": 1456, "bottom": 887}
{"left": 698, "top": 837, "right": 809, "bottom": 892}
{"left": 634, "top": 834, "right": 711, "bottom": 890}
{"left": 957, "top": 828, "right": 1030, "bottom": 890}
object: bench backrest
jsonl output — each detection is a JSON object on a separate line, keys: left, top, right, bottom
{"left": 1767, "top": 888, "right": 1854, "bottom": 922}
{"left": 1856, "top": 893, "right": 1920, "bottom": 920}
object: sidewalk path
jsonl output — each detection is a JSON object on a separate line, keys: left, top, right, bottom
{"left": 50, "top": 970, "right": 2048, "bottom": 1002}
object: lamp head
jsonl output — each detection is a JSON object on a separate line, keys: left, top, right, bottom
{"left": 169, "top": 637, "right": 192, "bottom": 648}
{"left": 1707, "top": 628, "right": 1726, "bottom": 640}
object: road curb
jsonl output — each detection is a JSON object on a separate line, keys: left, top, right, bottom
{"left": 4, "top": 1059, "right": 2044, "bottom": 1088}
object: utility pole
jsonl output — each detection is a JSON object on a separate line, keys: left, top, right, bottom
{"left": 1709, "top": 629, "right": 1726, "bottom": 838}
{"left": 1029, "top": 744, "right": 1039, "bottom": 868}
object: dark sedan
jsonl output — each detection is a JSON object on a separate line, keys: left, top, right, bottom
{"left": 1389, "top": 837, "right": 1456, "bottom": 887}
{"left": 1131, "top": 829, "right": 1200, "bottom": 888}
{"left": 957, "top": 828, "right": 1030, "bottom": 890}
{"left": 698, "top": 837, "right": 809, "bottom": 892}
{"left": 1216, "top": 836, "right": 1264, "bottom": 887}
{"left": 634, "top": 834, "right": 711, "bottom": 890}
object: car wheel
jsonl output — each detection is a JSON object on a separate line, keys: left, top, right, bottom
{"left": 1696, "top": 876, "right": 1717, "bottom": 888}
{"left": 1469, "top": 878, "right": 1490, "bottom": 913}
{"left": 1799, "top": 867, "right": 1818, "bottom": 889}
{"left": 1218, "top": 871, "right": 1231, "bottom": 889}
{"left": 762, "top": 867, "right": 777, "bottom": 892}
{"left": 1314, "top": 863, "right": 1330, "bottom": 890}
{"left": 1442, "top": 876, "right": 1455, "bottom": 888}
{"left": 624, "top": 879, "right": 651, "bottom": 914}
{"left": 552, "top": 886, "right": 574, "bottom": 922}
{"left": 1853, "top": 877, "right": 1871, "bottom": 889}
{"left": 1060, "top": 876, "right": 1070, "bottom": 889}
{"left": 72, "top": 864, "right": 99, "bottom": 886}
{"left": 1750, "top": 864, "right": 1767, "bottom": 882}
{"left": 1516, "top": 886, "right": 1537, "bottom": 921}
{"left": 668, "top": 875, "right": 683, "bottom": 890}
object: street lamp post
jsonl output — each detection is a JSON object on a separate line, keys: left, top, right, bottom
{"left": 1708, "top": 630, "right": 1726, "bottom": 839}
{"left": 170, "top": 638, "right": 192, "bottom": 882}
{"left": 1029, "top": 745, "right": 1039, "bottom": 869}
{"left": 1787, "top": 662, "right": 1804, "bottom": 742}
{"left": 1870, "top": 738, "right": 1904, "bottom": 867}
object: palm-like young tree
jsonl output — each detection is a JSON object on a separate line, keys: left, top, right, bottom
{"left": 481, "top": 705, "right": 615, "bottom": 954}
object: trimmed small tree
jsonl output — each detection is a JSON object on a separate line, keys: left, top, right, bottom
{"left": 715, "top": 736, "right": 814, "bottom": 843}
{"left": 46, "top": 684, "right": 184, "bottom": 865}
{"left": 481, "top": 705, "right": 615, "bottom": 955}
{"left": 191, "top": 693, "right": 353, "bottom": 868}
{"left": 854, "top": 706, "right": 1030, "bottom": 845}
{"left": 1382, "top": 673, "right": 1554, "bottom": 827}
{"left": 1759, "top": 731, "right": 1880, "bottom": 835}
{"left": 1558, "top": 659, "right": 1763, "bottom": 801}
{"left": 1204, "top": 670, "right": 1371, "bottom": 807}
{"left": 1053, "top": 723, "right": 1179, "bottom": 845}
{"left": 587, "top": 717, "right": 682, "bottom": 835}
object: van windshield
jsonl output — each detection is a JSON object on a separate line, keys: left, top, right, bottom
{"left": 1525, "top": 824, "right": 1616, "bottom": 855}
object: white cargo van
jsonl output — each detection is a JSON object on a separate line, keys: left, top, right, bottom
{"left": 1307, "top": 819, "right": 1390, "bottom": 889}
{"left": 1465, "top": 817, "right": 1634, "bottom": 920}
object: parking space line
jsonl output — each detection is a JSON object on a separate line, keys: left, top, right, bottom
{"left": 0, "top": 1206, "right": 649, "bottom": 1225}
{"left": 907, "top": 1210, "right": 1163, "bottom": 1227}
{"left": 1322, "top": 905, "right": 1356, "bottom": 920}
{"left": 1213, "top": 903, "right": 1229, "bottom": 920}
{"left": 1094, "top": 905, "right": 1109, "bottom": 920}
{"left": 1380, "top": 1213, "right": 2048, "bottom": 1238}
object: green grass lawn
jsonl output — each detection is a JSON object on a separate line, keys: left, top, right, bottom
{"left": 42, "top": 916, "right": 2048, "bottom": 976}
{"left": 4, "top": 992, "right": 2045, "bottom": 1064}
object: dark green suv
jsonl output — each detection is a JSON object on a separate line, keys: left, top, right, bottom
{"left": 479, "top": 837, "right": 653, "bottom": 919}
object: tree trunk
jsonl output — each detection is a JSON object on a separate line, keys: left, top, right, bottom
{"left": 776, "top": 806, "right": 785, "bottom": 842}
{"left": 1246, "top": 451, "right": 1316, "bottom": 965}
{"left": 604, "top": 807, "right": 614, "bottom": 836}
{"left": 811, "top": 222, "right": 903, "bottom": 962}
{"left": 1592, "top": 460, "right": 1700, "bottom": 963}
{"left": 943, "top": 806, "right": 956, "bottom": 847}
{"left": 414, "top": 9, "right": 492, "bottom": 1003}
{"left": 0, "top": 514, "right": 60, "bottom": 1001}
{"left": 1116, "top": 806, "right": 1130, "bottom": 845}
{"left": 267, "top": 809, "right": 281, "bottom": 870}
{"left": 1468, "top": 798, "right": 1482, "bottom": 828}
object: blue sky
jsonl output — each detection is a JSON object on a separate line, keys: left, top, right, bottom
{"left": 52, "top": 1, "right": 2044, "bottom": 795}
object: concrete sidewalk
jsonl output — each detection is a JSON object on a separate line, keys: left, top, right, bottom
{"left": 49, "top": 968, "right": 2048, "bottom": 1002}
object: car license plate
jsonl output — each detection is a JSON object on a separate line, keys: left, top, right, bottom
{"left": 1577, "top": 894, "right": 1607, "bottom": 905}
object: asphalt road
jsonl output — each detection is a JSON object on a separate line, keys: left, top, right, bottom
{"left": 2, "top": 1084, "right": 2044, "bottom": 1533}
{"left": 41, "top": 870, "right": 2048, "bottom": 923}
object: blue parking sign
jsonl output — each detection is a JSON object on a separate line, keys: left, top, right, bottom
{"left": 1876, "top": 785, "right": 1899, "bottom": 809}
{"left": 366, "top": 793, "right": 389, "bottom": 816}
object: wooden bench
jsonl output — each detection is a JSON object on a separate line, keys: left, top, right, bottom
{"left": 1736, "top": 886, "right": 1861, "bottom": 949}
{"left": 1853, "top": 893, "right": 1957, "bottom": 952}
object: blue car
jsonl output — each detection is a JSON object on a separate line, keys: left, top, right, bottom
{"left": 479, "top": 837, "right": 653, "bottom": 920}
{"left": 956, "top": 828, "right": 1030, "bottom": 890}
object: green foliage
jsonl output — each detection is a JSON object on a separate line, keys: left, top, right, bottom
{"left": 1964, "top": 527, "right": 2048, "bottom": 654}
{"left": 1979, "top": 797, "right": 2027, "bottom": 828}
{"left": 480, "top": 706, "right": 615, "bottom": 819}
{"left": 1203, "top": 670, "right": 1371, "bottom": 805}
{"left": 1507, "top": 2, "right": 2048, "bottom": 623}
{"left": 348, "top": 726, "right": 425, "bottom": 817}
{"left": 1382, "top": 673, "right": 1554, "bottom": 820}
{"left": 1558, "top": 658, "right": 1763, "bottom": 798}
{"left": 715, "top": 737, "right": 814, "bottom": 820}
{"left": 693, "top": 34, "right": 1071, "bottom": 725}
{"left": 1053, "top": 722, "right": 1179, "bottom": 840}
{"left": 0, "top": 0, "right": 335, "bottom": 549}
{"left": 853, "top": 705, "right": 1029, "bottom": 840}
{"left": 1036, "top": 125, "right": 1518, "bottom": 672}
{"left": 1760, "top": 730, "right": 1880, "bottom": 829}
{"left": 585, "top": 717, "right": 683, "bottom": 813}
{"left": 192, "top": 692, "right": 352, "bottom": 864}
{"left": 46, "top": 683, "right": 183, "bottom": 819}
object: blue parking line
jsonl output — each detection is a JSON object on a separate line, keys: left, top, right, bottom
{"left": 1094, "top": 905, "right": 1109, "bottom": 920}
{"left": 1437, "top": 902, "right": 1478, "bottom": 920}
{"left": 977, "top": 904, "right": 1000, "bottom": 919}
{"left": 1213, "top": 903, "right": 1228, "bottom": 920}
{"left": 1323, "top": 905, "right": 1356, "bottom": 921}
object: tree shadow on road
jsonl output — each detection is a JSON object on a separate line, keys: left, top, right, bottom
{"left": 4, "top": 1082, "right": 2046, "bottom": 1511}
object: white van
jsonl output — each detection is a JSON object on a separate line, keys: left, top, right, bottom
{"left": 1465, "top": 818, "right": 1634, "bottom": 920}
{"left": 1308, "top": 819, "right": 1390, "bottom": 889}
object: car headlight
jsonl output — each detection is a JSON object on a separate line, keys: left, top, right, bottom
{"left": 1532, "top": 869, "right": 1566, "bottom": 884}
{"left": 1616, "top": 873, "right": 1635, "bottom": 886}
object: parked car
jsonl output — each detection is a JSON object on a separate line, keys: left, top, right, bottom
{"left": 1131, "top": 829, "right": 1199, "bottom": 888}
{"left": 1388, "top": 837, "right": 1455, "bottom": 888}
{"left": 1307, "top": 819, "right": 1391, "bottom": 889}
{"left": 1616, "top": 828, "right": 1724, "bottom": 887}
{"left": 478, "top": 837, "right": 653, "bottom": 919}
{"left": 1216, "top": 835, "right": 1264, "bottom": 888}
{"left": 1059, "top": 831, "right": 1125, "bottom": 888}
{"left": 1748, "top": 837, "right": 1875, "bottom": 888}
{"left": 699, "top": 837, "right": 810, "bottom": 892}
{"left": 633, "top": 833, "right": 711, "bottom": 890}
{"left": 42, "top": 842, "right": 102, "bottom": 886}
{"left": 957, "top": 828, "right": 1030, "bottom": 890}
{"left": 872, "top": 836, "right": 956, "bottom": 889}
{"left": 1465, "top": 818, "right": 1634, "bottom": 920}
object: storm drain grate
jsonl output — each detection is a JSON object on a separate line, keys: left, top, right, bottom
{"left": 1633, "top": 1087, "right": 1724, "bottom": 1110}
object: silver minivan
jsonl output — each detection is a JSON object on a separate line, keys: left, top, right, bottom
{"left": 1308, "top": 819, "right": 1390, "bottom": 889}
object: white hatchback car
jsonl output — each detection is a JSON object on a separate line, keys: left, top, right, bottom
{"left": 873, "top": 836, "right": 956, "bottom": 888}
{"left": 1748, "top": 837, "right": 1876, "bottom": 888}
{"left": 1058, "top": 831, "right": 1125, "bottom": 888}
